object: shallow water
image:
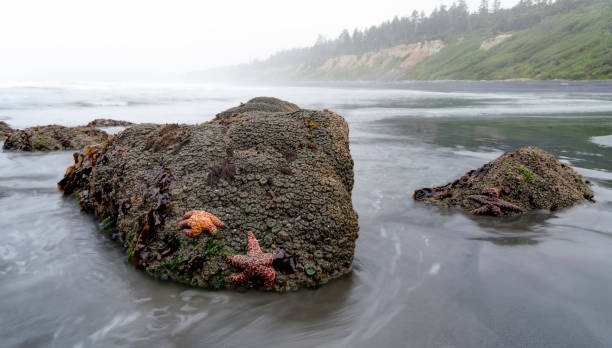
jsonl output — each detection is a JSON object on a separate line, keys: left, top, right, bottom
{"left": 1, "top": 80, "right": 612, "bottom": 347}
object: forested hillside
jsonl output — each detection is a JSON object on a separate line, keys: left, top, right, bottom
{"left": 200, "top": 0, "right": 611, "bottom": 81}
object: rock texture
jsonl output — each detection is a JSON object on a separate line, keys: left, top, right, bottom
{"left": 3, "top": 125, "right": 109, "bottom": 151}
{"left": 215, "top": 97, "right": 300, "bottom": 120}
{"left": 87, "top": 119, "right": 134, "bottom": 127}
{"left": 58, "top": 98, "right": 359, "bottom": 291}
{"left": 414, "top": 147, "right": 594, "bottom": 216}
{"left": 0, "top": 121, "right": 12, "bottom": 140}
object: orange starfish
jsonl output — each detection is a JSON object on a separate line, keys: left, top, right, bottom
{"left": 178, "top": 210, "right": 224, "bottom": 237}
{"left": 227, "top": 231, "right": 275, "bottom": 289}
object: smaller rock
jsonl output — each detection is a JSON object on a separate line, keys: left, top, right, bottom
{"left": 3, "top": 125, "right": 109, "bottom": 152}
{"left": 414, "top": 146, "right": 594, "bottom": 216}
{"left": 0, "top": 121, "right": 12, "bottom": 140}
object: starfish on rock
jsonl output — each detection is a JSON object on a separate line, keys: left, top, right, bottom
{"left": 178, "top": 210, "right": 224, "bottom": 237}
{"left": 227, "top": 231, "right": 276, "bottom": 289}
{"left": 467, "top": 188, "right": 524, "bottom": 217}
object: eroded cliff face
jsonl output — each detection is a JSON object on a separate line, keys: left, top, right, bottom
{"left": 243, "top": 40, "right": 446, "bottom": 81}
{"left": 318, "top": 40, "right": 445, "bottom": 77}
{"left": 58, "top": 98, "right": 359, "bottom": 292}
{"left": 480, "top": 34, "right": 513, "bottom": 51}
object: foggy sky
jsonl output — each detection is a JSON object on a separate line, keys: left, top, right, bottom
{"left": 0, "top": 0, "right": 518, "bottom": 81}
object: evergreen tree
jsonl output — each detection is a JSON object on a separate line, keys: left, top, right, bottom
{"left": 493, "top": 0, "right": 502, "bottom": 12}
{"left": 479, "top": 0, "right": 489, "bottom": 14}
{"left": 258, "top": 0, "right": 603, "bottom": 67}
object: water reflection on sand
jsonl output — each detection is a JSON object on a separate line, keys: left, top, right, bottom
{"left": 1, "top": 80, "right": 612, "bottom": 347}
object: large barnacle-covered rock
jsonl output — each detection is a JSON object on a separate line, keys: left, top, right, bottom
{"left": 58, "top": 97, "right": 359, "bottom": 292}
{"left": 414, "top": 146, "right": 594, "bottom": 216}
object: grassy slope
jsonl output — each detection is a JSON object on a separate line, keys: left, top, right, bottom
{"left": 407, "top": 2, "right": 612, "bottom": 80}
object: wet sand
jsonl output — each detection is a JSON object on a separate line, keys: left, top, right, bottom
{"left": 1, "top": 81, "right": 612, "bottom": 347}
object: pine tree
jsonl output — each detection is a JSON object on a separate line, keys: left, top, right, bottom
{"left": 493, "top": 0, "right": 502, "bottom": 12}
{"left": 257, "top": 0, "right": 589, "bottom": 66}
{"left": 479, "top": 0, "right": 489, "bottom": 14}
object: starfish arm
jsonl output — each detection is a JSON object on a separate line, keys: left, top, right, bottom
{"left": 264, "top": 253, "right": 274, "bottom": 266}
{"left": 472, "top": 205, "right": 492, "bottom": 215}
{"left": 206, "top": 223, "right": 218, "bottom": 234}
{"left": 178, "top": 218, "right": 194, "bottom": 229}
{"left": 230, "top": 272, "right": 248, "bottom": 284}
{"left": 495, "top": 200, "right": 524, "bottom": 212}
{"left": 227, "top": 254, "right": 249, "bottom": 268}
{"left": 483, "top": 188, "right": 500, "bottom": 198}
{"left": 209, "top": 215, "right": 224, "bottom": 227}
{"left": 468, "top": 195, "right": 491, "bottom": 205}
{"left": 183, "top": 210, "right": 198, "bottom": 219}
{"left": 183, "top": 229, "right": 201, "bottom": 237}
{"left": 490, "top": 205, "right": 503, "bottom": 216}
{"left": 246, "top": 231, "right": 263, "bottom": 255}
{"left": 256, "top": 265, "right": 276, "bottom": 288}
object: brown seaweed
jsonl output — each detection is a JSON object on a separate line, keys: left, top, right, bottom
{"left": 282, "top": 150, "right": 297, "bottom": 162}
{"left": 266, "top": 190, "right": 282, "bottom": 209}
{"left": 207, "top": 160, "right": 237, "bottom": 186}
{"left": 272, "top": 249, "right": 299, "bottom": 274}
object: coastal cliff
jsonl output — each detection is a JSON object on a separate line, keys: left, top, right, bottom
{"left": 197, "top": 0, "right": 610, "bottom": 81}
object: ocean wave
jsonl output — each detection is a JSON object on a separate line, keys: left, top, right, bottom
{"left": 74, "top": 100, "right": 132, "bottom": 107}
{"left": 0, "top": 96, "right": 211, "bottom": 110}
{"left": 591, "top": 135, "right": 612, "bottom": 148}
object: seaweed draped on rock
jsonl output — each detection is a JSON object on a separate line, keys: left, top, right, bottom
{"left": 414, "top": 146, "right": 594, "bottom": 216}
{"left": 58, "top": 98, "right": 359, "bottom": 292}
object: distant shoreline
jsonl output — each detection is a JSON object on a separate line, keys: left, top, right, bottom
{"left": 186, "top": 78, "right": 612, "bottom": 88}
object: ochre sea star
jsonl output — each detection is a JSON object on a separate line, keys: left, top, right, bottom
{"left": 227, "top": 231, "right": 275, "bottom": 289}
{"left": 467, "top": 188, "right": 524, "bottom": 217}
{"left": 178, "top": 210, "right": 224, "bottom": 237}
